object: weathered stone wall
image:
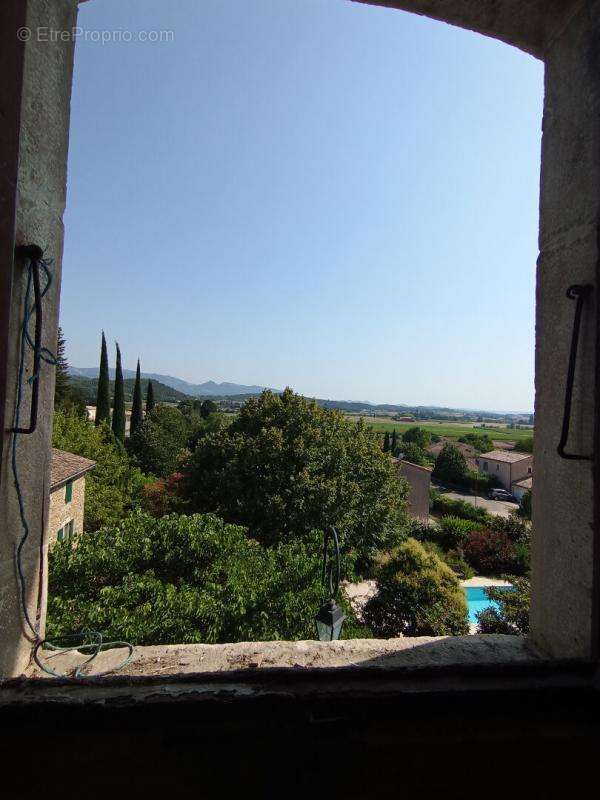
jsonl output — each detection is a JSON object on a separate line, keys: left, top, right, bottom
{"left": 530, "top": 0, "right": 600, "bottom": 659}
{"left": 0, "top": 0, "right": 78, "bottom": 677}
{"left": 47, "top": 477, "right": 86, "bottom": 546}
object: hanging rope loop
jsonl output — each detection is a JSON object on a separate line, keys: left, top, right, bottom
{"left": 11, "top": 246, "right": 134, "bottom": 678}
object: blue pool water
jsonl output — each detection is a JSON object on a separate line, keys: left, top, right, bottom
{"left": 465, "top": 586, "right": 510, "bottom": 625}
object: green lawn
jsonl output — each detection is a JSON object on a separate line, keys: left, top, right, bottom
{"left": 353, "top": 419, "right": 534, "bottom": 444}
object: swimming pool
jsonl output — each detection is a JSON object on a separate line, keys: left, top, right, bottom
{"left": 464, "top": 586, "right": 510, "bottom": 625}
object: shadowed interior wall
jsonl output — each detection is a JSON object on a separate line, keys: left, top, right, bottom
{"left": 0, "top": 0, "right": 78, "bottom": 677}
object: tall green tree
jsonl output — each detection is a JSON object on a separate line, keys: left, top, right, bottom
{"left": 402, "top": 426, "right": 431, "bottom": 449}
{"left": 382, "top": 431, "right": 390, "bottom": 453}
{"left": 54, "top": 326, "right": 70, "bottom": 407}
{"left": 146, "top": 380, "right": 155, "bottom": 414}
{"left": 111, "top": 342, "right": 126, "bottom": 442}
{"left": 129, "top": 405, "right": 191, "bottom": 477}
{"left": 182, "top": 389, "right": 407, "bottom": 571}
{"left": 432, "top": 443, "right": 468, "bottom": 484}
{"left": 54, "top": 327, "right": 86, "bottom": 415}
{"left": 391, "top": 429, "right": 398, "bottom": 454}
{"left": 130, "top": 359, "right": 144, "bottom": 436}
{"left": 95, "top": 331, "right": 111, "bottom": 427}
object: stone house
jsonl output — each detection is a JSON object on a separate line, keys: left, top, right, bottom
{"left": 476, "top": 450, "right": 533, "bottom": 492}
{"left": 48, "top": 448, "right": 95, "bottom": 545}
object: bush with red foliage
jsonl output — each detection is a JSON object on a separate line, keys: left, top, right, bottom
{"left": 141, "top": 472, "right": 184, "bottom": 518}
{"left": 463, "top": 529, "right": 516, "bottom": 575}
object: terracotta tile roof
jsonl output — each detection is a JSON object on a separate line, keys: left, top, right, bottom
{"left": 512, "top": 476, "right": 533, "bottom": 490}
{"left": 50, "top": 448, "right": 96, "bottom": 490}
{"left": 478, "top": 450, "right": 533, "bottom": 464}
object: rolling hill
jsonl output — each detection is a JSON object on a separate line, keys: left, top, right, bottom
{"left": 69, "top": 367, "right": 276, "bottom": 397}
{"left": 68, "top": 375, "right": 190, "bottom": 405}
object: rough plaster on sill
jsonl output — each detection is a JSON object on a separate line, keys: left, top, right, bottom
{"left": 25, "top": 634, "right": 540, "bottom": 681}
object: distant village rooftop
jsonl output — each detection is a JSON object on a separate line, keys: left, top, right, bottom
{"left": 478, "top": 450, "right": 532, "bottom": 464}
{"left": 50, "top": 448, "right": 96, "bottom": 491}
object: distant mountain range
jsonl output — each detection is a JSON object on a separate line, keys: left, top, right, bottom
{"left": 68, "top": 367, "right": 532, "bottom": 418}
{"left": 69, "top": 367, "right": 277, "bottom": 398}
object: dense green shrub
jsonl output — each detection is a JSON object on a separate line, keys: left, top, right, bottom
{"left": 362, "top": 539, "right": 469, "bottom": 637}
{"left": 436, "top": 516, "right": 481, "bottom": 551}
{"left": 421, "top": 541, "right": 474, "bottom": 580}
{"left": 463, "top": 470, "right": 500, "bottom": 492}
{"left": 47, "top": 512, "right": 357, "bottom": 645}
{"left": 476, "top": 577, "right": 530, "bottom": 635}
{"left": 488, "top": 514, "right": 530, "bottom": 544}
{"left": 181, "top": 389, "right": 407, "bottom": 572}
{"left": 430, "top": 493, "right": 492, "bottom": 524}
{"left": 401, "top": 518, "right": 441, "bottom": 543}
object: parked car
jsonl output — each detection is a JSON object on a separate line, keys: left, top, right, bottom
{"left": 488, "top": 488, "right": 517, "bottom": 502}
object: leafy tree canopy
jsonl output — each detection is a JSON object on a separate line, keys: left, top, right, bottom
{"left": 432, "top": 443, "right": 468, "bottom": 484}
{"left": 363, "top": 538, "right": 469, "bottom": 637}
{"left": 458, "top": 432, "right": 494, "bottom": 453}
{"left": 47, "top": 511, "right": 365, "bottom": 645}
{"left": 129, "top": 405, "right": 192, "bottom": 478}
{"left": 181, "top": 389, "right": 407, "bottom": 571}
{"left": 402, "top": 426, "right": 432, "bottom": 449}
{"left": 52, "top": 409, "right": 142, "bottom": 531}
{"left": 395, "top": 441, "right": 429, "bottom": 466}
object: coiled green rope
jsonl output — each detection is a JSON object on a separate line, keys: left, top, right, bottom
{"left": 12, "top": 253, "right": 134, "bottom": 678}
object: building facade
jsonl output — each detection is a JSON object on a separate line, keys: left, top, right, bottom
{"left": 48, "top": 449, "right": 95, "bottom": 545}
{"left": 396, "top": 459, "right": 432, "bottom": 521}
{"left": 476, "top": 450, "right": 533, "bottom": 492}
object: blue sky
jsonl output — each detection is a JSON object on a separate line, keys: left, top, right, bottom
{"left": 61, "top": 0, "right": 543, "bottom": 411}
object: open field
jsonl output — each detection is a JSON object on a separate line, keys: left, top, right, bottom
{"left": 346, "top": 416, "right": 534, "bottom": 444}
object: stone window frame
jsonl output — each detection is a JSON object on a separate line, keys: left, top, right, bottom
{"left": 0, "top": 0, "right": 599, "bottom": 690}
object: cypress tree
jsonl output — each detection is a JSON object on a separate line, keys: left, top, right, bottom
{"left": 146, "top": 380, "right": 155, "bottom": 414}
{"left": 391, "top": 429, "right": 397, "bottom": 455}
{"left": 130, "top": 359, "right": 143, "bottom": 436}
{"left": 54, "top": 327, "right": 70, "bottom": 409}
{"left": 95, "top": 331, "right": 111, "bottom": 427}
{"left": 112, "top": 342, "right": 126, "bottom": 441}
{"left": 383, "top": 431, "right": 390, "bottom": 453}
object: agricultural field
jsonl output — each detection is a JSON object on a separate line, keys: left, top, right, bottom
{"left": 347, "top": 415, "right": 534, "bottom": 445}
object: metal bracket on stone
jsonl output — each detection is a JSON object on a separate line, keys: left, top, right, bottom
{"left": 557, "top": 284, "right": 593, "bottom": 461}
